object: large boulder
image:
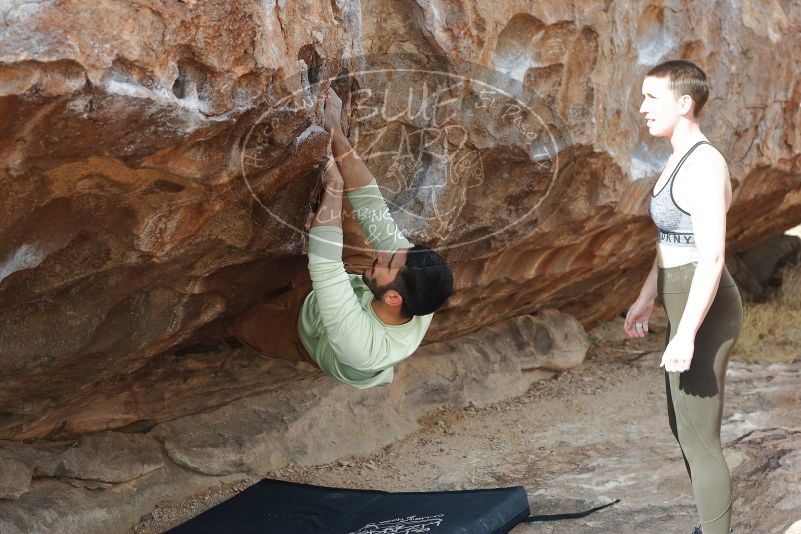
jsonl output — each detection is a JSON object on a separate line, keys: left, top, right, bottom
{"left": 1, "top": 0, "right": 800, "bottom": 440}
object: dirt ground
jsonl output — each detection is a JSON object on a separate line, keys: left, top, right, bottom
{"left": 134, "top": 297, "right": 801, "bottom": 533}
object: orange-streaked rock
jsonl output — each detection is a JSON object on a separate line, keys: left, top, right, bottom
{"left": 1, "top": 0, "right": 800, "bottom": 439}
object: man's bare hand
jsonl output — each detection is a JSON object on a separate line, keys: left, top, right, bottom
{"left": 323, "top": 88, "right": 343, "bottom": 133}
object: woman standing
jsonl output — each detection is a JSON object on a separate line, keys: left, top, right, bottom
{"left": 624, "top": 60, "right": 742, "bottom": 534}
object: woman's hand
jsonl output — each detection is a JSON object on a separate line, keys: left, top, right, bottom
{"left": 624, "top": 297, "right": 654, "bottom": 338}
{"left": 660, "top": 333, "right": 694, "bottom": 373}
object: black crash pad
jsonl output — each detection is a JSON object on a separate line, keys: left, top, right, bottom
{"left": 167, "top": 478, "right": 531, "bottom": 534}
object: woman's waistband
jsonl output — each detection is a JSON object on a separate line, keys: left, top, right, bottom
{"left": 657, "top": 261, "right": 738, "bottom": 294}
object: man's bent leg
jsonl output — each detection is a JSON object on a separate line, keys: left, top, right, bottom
{"left": 228, "top": 275, "right": 317, "bottom": 367}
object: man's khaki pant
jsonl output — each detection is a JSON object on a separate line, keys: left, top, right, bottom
{"left": 228, "top": 273, "right": 318, "bottom": 368}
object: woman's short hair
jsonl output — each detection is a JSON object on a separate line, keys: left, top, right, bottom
{"left": 647, "top": 60, "right": 710, "bottom": 116}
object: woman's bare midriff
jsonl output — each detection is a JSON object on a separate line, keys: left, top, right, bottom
{"left": 657, "top": 243, "right": 700, "bottom": 268}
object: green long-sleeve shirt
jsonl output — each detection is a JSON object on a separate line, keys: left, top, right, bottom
{"left": 298, "top": 179, "right": 432, "bottom": 388}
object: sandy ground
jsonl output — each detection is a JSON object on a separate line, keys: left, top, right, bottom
{"left": 135, "top": 309, "right": 801, "bottom": 534}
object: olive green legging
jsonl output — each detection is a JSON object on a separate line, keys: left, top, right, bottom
{"left": 657, "top": 262, "right": 742, "bottom": 534}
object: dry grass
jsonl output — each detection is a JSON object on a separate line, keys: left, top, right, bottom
{"left": 734, "top": 262, "right": 801, "bottom": 363}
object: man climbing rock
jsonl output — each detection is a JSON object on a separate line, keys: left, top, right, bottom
{"left": 229, "top": 88, "right": 453, "bottom": 388}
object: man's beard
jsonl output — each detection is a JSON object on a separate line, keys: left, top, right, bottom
{"left": 362, "top": 272, "right": 392, "bottom": 300}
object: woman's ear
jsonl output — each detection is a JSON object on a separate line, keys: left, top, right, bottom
{"left": 680, "top": 94, "right": 694, "bottom": 116}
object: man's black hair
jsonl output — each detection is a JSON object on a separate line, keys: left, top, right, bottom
{"left": 392, "top": 244, "right": 453, "bottom": 318}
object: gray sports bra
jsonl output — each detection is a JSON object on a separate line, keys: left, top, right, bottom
{"left": 648, "top": 140, "right": 711, "bottom": 248}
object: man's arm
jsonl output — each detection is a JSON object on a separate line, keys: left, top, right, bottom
{"left": 307, "top": 156, "right": 381, "bottom": 369}
{"left": 324, "top": 88, "right": 373, "bottom": 192}
{"left": 331, "top": 124, "right": 374, "bottom": 192}
{"left": 310, "top": 157, "right": 345, "bottom": 232}
{"left": 323, "top": 88, "right": 412, "bottom": 253}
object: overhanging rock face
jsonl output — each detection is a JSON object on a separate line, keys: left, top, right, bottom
{"left": 1, "top": 1, "right": 800, "bottom": 440}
